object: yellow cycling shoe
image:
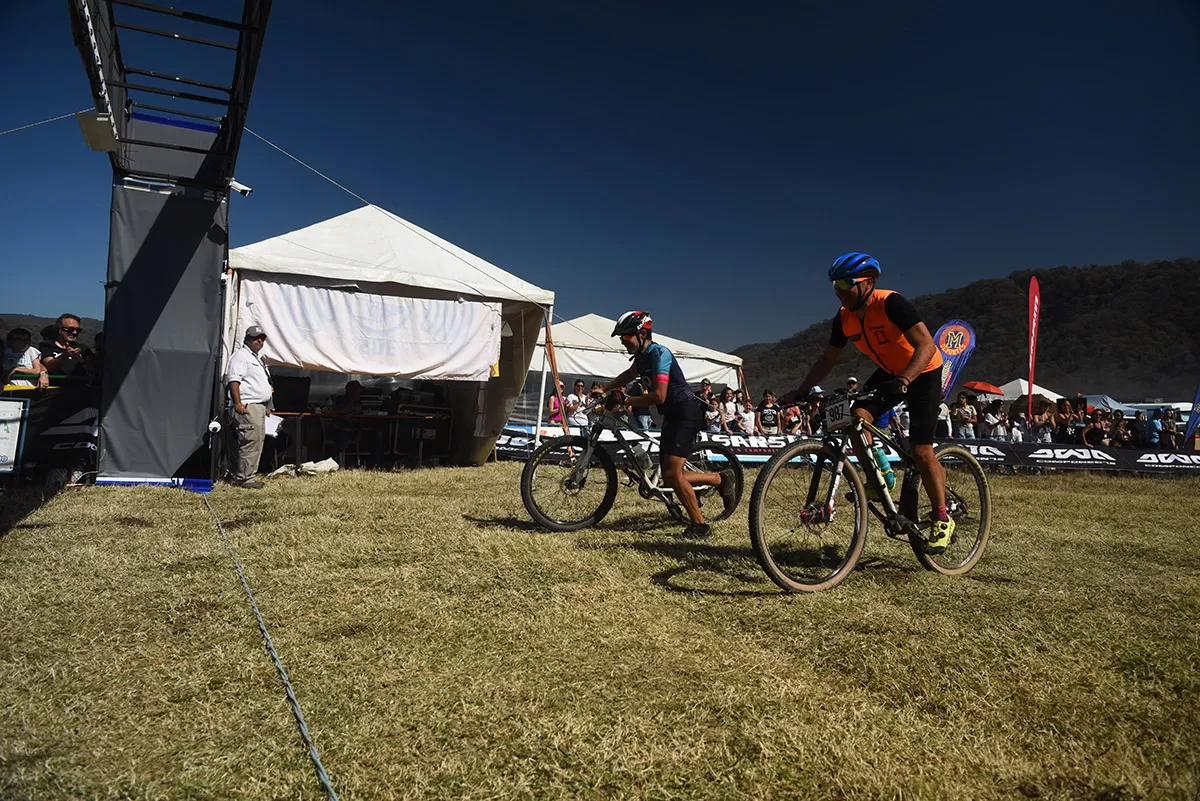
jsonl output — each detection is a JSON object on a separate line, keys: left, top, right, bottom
{"left": 925, "top": 517, "right": 955, "bottom": 555}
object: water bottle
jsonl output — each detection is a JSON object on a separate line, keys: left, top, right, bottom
{"left": 873, "top": 446, "right": 896, "bottom": 490}
{"left": 633, "top": 443, "right": 653, "bottom": 471}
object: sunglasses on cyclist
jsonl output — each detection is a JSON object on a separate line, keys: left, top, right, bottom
{"left": 831, "top": 277, "right": 869, "bottom": 291}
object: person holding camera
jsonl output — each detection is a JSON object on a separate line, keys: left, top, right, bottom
{"left": 38, "top": 314, "right": 97, "bottom": 381}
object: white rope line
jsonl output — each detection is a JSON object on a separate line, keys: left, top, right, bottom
{"left": 0, "top": 108, "right": 93, "bottom": 138}
{"left": 242, "top": 125, "right": 617, "bottom": 352}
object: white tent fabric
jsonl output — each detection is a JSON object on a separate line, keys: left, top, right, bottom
{"left": 238, "top": 276, "right": 501, "bottom": 380}
{"left": 515, "top": 314, "right": 744, "bottom": 435}
{"left": 997, "top": 378, "right": 1063, "bottom": 402}
{"left": 230, "top": 204, "right": 554, "bottom": 305}
{"left": 534, "top": 314, "right": 742, "bottom": 387}
{"left": 226, "top": 204, "right": 553, "bottom": 465}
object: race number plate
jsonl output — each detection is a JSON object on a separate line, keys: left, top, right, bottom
{"left": 823, "top": 396, "right": 853, "bottom": 432}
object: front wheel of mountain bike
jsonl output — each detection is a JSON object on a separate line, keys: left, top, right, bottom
{"left": 521, "top": 435, "right": 618, "bottom": 532}
{"left": 749, "top": 440, "right": 868, "bottom": 592}
{"left": 910, "top": 445, "right": 992, "bottom": 574}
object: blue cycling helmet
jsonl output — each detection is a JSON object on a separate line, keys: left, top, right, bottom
{"left": 829, "top": 252, "right": 881, "bottom": 281}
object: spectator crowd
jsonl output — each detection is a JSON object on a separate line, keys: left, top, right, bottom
{"left": 542, "top": 375, "right": 1191, "bottom": 452}
{"left": 944, "top": 392, "right": 1187, "bottom": 449}
{"left": 3, "top": 314, "right": 101, "bottom": 389}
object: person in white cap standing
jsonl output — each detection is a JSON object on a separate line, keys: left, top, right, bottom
{"left": 225, "top": 325, "right": 273, "bottom": 489}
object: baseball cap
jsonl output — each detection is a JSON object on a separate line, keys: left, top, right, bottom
{"left": 810, "top": 385, "right": 824, "bottom": 395}
{"left": 701, "top": 378, "right": 711, "bottom": 385}
{"left": 245, "top": 325, "right": 267, "bottom": 339}
{"left": 848, "top": 376, "right": 858, "bottom": 383}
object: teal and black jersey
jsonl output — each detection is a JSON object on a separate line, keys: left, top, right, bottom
{"left": 633, "top": 342, "right": 697, "bottom": 417}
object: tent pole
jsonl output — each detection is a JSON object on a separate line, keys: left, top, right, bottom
{"left": 737, "top": 366, "right": 750, "bottom": 401}
{"left": 543, "top": 315, "right": 571, "bottom": 438}
{"left": 534, "top": 305, "right": 551, "bottom": 447}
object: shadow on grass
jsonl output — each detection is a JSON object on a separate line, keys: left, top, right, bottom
{"left": 650, "top": 563, "right": 780, "bottom": 597}
{"left": 856, "top": 555, "right": 1015, "bottom": 585}
{"left": 598, "top": 512, "right": 678, "bottom": 533}
{"left": 463, "top": 514, "right": 552, "bottom": 533}
{"left": 582, "top": 537, "right": 779, "bottom": 597}
{"left": 463, "top": 511, "right": 678, "bottom": 535}
{"left": 0, "top": 486, "right": 57, "bottom": 540}
{"left": 855, "top": 556, "right": 920, "bottom": 585}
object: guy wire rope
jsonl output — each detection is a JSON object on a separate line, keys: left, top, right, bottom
{"left": 201, "top": 495, "right": 339, "bottom": 801}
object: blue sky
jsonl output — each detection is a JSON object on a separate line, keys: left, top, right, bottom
{"left": 3, "top": 1, "right": 1199, "bottom": 351}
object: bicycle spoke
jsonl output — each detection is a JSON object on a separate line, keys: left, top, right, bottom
{"left": 913, "top": 446, "right": 991, "bottom": 574}
{"left": 751, "top": 442, "right": 866, "bottom": 591}
{"left": 522, "top": 437, "right": 618, "bottom": 531}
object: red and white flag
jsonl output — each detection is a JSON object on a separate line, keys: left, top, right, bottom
{"left": 1028, "top": 276, "right": 1040, "bottom": 420}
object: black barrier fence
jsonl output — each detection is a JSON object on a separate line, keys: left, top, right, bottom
{"left": 1, "top": 385, "right": 100, "bottom": 472}
{"left": 495, "top": 424, "right": 1200, "bottom": 475}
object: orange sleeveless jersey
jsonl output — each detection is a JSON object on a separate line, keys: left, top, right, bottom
{"left": 838, "top": 289, "right": 943, "bottom": 377}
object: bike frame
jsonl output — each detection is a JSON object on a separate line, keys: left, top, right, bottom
{"left": 566, "top": 403, "right": 675, "bottom": 506}
{"left": 807, "top": 403, "right": 929, "bottom": 543}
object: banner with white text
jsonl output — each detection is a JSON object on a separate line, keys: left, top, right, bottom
{"left": 496, "top": 423, "right": 1200, "bottom": 474}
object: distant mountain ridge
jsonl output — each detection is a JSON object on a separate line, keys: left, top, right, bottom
{"left": 733, "top": 258, "right": 1199, "bottom": 402}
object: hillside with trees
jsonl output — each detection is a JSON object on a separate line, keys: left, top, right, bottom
{"left": 0, "top": 314, "right": 103, "bottom": 345}
{"left": 734, "top": 258, "right": 1200, "bottom": 402}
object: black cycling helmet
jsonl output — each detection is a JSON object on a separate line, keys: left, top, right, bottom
{"left": 612, "top": 310, "right": 653, "bottom": 337}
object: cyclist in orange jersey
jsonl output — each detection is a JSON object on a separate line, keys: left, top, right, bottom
{"left": 781, "top": 253, "right": 953, "bottom": 554}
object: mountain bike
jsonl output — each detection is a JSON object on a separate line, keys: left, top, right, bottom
{"left": 521, "top": 396, "right": 744, "bottom": 532}
{"left": 748, "top": 388, "right": 991, "bottom": 592}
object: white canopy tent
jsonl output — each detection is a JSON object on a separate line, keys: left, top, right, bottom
{"left": 536, "top": 314, "right": 742, "bottom": 385}
{"left": 518, "top": 314, "right": 743, "bottom": 435}
{"left": 997, "top": 378, "right": 1064, "bottom": 402}
{"left": 226, "top": 204, "right": 554, "bottom": 465}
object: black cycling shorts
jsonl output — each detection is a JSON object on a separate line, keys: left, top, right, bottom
{"left": 855, "top": 368, "right": 941, "bottom": 445}
{"left": 658, "top": 400, "right": 704, "bottom": 459}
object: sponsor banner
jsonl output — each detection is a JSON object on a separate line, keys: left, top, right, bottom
{"left": 496, "top": 423, "right": 899, "bottom": 465}
{"left": 1, "top": 385, "right": 100, "bottom": 469}
{"left": 934, "top": 320, "right": 977, "bottom": 397}
{"left": 943, "top": 440, "right": 1200, "bottom": 473}
{"left": 1028, "top": 276, "right": 1041, "bottom": 419}
{"left": 498, "top": 423, "right": 1200, "bottom": 474}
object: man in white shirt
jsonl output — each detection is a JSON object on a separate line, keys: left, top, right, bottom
{"left": 225, "top": 325, "right": 274, "bottom": 489}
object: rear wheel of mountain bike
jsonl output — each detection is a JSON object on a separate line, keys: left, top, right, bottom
{"left": 667, "top": 439, "right": 745, "bottom": 522}
{"left": 521, "top": 435, "right": 618, "bottom": 532}
{"left": 749, "top": 440, "right": 868, "bottom": 592}
{"left": 910, "top": 445, "right": 992, "bottom": 574}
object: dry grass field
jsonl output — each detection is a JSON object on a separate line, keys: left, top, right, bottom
{"left": 2, "top": 464, "right": 1199, "bottom": 800}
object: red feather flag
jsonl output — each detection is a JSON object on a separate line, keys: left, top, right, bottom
{"left": 1028, "top": 277, "right": 1041, "bottom": 421}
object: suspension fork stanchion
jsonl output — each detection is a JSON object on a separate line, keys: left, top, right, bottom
{"left": 568, "top": 414, "right": 604, "bottom": 480}
{"left": 816, "top": 436, "right": 848, "bottom": 512}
